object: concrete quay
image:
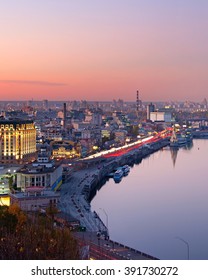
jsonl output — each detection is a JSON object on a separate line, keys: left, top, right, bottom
{"left": 59, "top": 167, "right": 109, "bottom": 233}
{"left": 59, "top": 139, "right": 168, "bottom": 229}
{"left": 193, "top": 130, "right": 208, "bottom": 138}
{"left": 59, "top": 138, "right": 169, "bottom": 259}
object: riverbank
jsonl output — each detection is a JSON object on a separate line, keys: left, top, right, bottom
{"left": 59, "top": 138, "right": 169, "bottom": 259}
{"left": 91, "top": 138, "right": 208, "bottom": 259}
{"left": 59, "top": 138, "right": 169, "bottom": 228}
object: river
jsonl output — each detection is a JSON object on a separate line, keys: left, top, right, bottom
{"left": 91, "top": 139, "right": 208, "bottom": 260}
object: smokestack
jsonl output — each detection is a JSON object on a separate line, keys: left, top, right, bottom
{"left": 63, "top": 102, "right": 67, "bottom": 130}
{"left": 136, "top": 90, "right": 139, "bottom": 112}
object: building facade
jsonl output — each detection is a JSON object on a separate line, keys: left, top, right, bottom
{"left": 16, "top": 162, "right": 62, "bottom": 192}
{"left": 147, "top": 103, "right": 155, "bottom": 120}
{"left": 0, "top": 120, "right": 36, "bottom": 164}
{"left": 16, "top": 150, "right": 62, "bottom": 191}
{"left": 10, "top": 187, "right": 60, "bottom": 212}
{"left": 114, "top": 129, "right": 127, "bottom": 144}
{"left": 51, "top": 140, "right": 80, "bottom": 159}
{"left": 150, "top": 112, "right": 172, "bottom": 123}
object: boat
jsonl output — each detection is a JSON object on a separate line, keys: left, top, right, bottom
{"left": 176, "top": 134, "right": 187, "bottom": 145}
{"left": 122, "top": 165, "right": 130, "bottom": 175}
{"left": 113, "top": 169, "right": 123, "bottom": 181}
{"left": 185, "top": 131, "right": 193, "bottom": 142}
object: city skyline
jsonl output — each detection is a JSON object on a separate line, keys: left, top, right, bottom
{"left": 1, "top": 0, "right": 208, "bottom": 101}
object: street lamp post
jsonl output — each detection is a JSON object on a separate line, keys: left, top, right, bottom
{"left": 99, "top": 208, "right": 109, "bottom": 237}
{"left": 175, "top": 236, "right": 190, "bottom": 260}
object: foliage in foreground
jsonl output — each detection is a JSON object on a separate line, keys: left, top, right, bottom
{"left": 0, "top": 204, "right": 80, "bottom": 260}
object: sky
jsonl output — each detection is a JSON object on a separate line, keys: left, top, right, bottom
{"left": 1, "top": 0, "right": 208, "bottom": 102}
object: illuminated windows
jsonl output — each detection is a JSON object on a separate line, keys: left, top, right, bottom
{"left": 0, "top": 120, "right": 36, "bottom": 163}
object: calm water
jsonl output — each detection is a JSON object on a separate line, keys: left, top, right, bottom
{"left": 91, "top": 139, "right": 208, "bottom": 260}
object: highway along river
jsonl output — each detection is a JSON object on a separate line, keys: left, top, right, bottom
{"left": 91, "top": 139, "right": 208, "bottom": 260}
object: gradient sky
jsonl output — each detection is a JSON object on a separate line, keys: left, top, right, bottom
{"left": 1, "top": 0, "right": 208, "bottom": 101}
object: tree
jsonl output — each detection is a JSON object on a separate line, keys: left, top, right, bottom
{"left": 0, "top": 205, "right": 80, "bottom": 260}
{"left": 46, "top": 204, "right": 59, "bottom": 226}
{"left": 0, "top": 205, "right": 18, "bottom": 232}
{"left": 8, "top": 203, "right": 27, "bottom": 228}
{"left": 11, "top": 222, "right": 80, "bottom": 260}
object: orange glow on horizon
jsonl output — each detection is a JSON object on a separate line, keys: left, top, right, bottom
{"left": 1, "top": 1, "right": 208, "bottom": 101}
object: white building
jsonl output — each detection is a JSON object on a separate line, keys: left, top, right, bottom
{"left": 16, "top": 155, "right": 62, "bottom": 192}
{"left": 150, "top": 112, "right": 172, "bottom": 123}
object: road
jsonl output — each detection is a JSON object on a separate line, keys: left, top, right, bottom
{"left": 75, "top": 232, "right": 158, "bottom": 260}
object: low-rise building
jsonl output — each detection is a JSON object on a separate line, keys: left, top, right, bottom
{"left": 40, "top": 127, "right": 63, "bottom": 141}
{"left": 114, "top": 129, "right": 127, "bottom": 144}
{"left": 10, "top": 187, "right": 60, "bottom": 212}
{"left": 16, "top": 155, "right": 62, "bottom": 192}
{"left": 51, "top": 140, "right": 80, "bottom": 159}
{"left": 0, "top": 166, "right": 20, "bottom": 195}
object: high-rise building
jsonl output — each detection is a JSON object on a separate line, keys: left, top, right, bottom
{"left": 0, "top": 120, "right": 36, "bottom": 164}
{"left": 147, "top": 103, "right": 155, "bottom": 120}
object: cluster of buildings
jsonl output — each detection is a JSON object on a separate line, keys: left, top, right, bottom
{"left": 1, "top": 97, "right": 208, "bottom": 213}
{"left": 0, "top": 118, "right": 63, "bottom": 212}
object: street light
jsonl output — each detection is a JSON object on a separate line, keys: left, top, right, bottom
{"left": 99, "top": 208, "right": 109, "bottom": 237}
{"left": 175, "top": 236, "right": 190, "bottom": 260}
{"left": 99, "top": 208, "right": 108, "bottom": 229}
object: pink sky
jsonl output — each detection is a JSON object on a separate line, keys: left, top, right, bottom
{"left": 1, "top": 0, "right": 208, "bottom": 101}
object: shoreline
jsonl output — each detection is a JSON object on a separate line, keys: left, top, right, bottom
{"left": 59, "top": 138, "right": 169, "bottom": 230}
{"left": 58, "top": 138, "right": 169, "bottom": 259}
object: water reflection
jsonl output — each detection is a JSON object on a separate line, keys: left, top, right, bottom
{"left": 170, "top": 147, "right": 179, "bottom": 167}
{"left": 91, "top": 139, "right": 208, "bottom": 260}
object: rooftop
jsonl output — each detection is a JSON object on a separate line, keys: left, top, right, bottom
{"left": 0, "top": 119, "right": 34, "bottom": 125}
{"left": 17, "top": 161, "right": 61, "bottom": 174}
{"left": 10, "top": 189, "right": 60, "bottom": 199}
